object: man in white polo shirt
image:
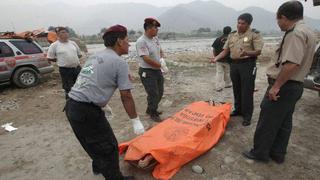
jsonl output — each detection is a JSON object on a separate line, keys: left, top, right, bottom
{"left": 47, "top": 26, "right": 82, "bottom": 99}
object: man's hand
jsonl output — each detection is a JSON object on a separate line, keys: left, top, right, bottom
{"left": 160, "top": 49, "right": 164, "bottom": 58}
{"left": 131, "top": 117, "right": 145, "bottom": 135}
{"left": 268, "top": 86, "right": 280, "bottom": 101}
{"left": 240, "top": 48, "right": 248, "bottom": 57}
{"left": 47, "top": 58, "right": 57, "bottom": 62}
{"left": 209, "top": 56, "right": 217, "bottom": 63}
{"left": 128, "top": 74, "right": 133, "bottom": 81}
{"left": 160, "top": 58, "right": 169, "bottom": 73}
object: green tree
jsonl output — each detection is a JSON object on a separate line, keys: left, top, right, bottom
{"left": 65, "top": 26, "right": 78, "bottom": 38}
{"left": 197, "top": 27, "right": 211, "bottom": 33}
{"left": 100, "top": 28, "right": 106, "bottom": 35}
{"left": 129, "top": 30, "right": 136, "bottom": 35}
{"left": 215, "top": 30, "right": 223, "bottom": 37}
{"left": 48, "top": 26, "right": 56, "bottom": 32}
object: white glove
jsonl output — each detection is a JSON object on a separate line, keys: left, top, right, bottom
{"left": 130, "top": 116, "right": 145, "bottom": 135}
{"left": 160, "top": 58, "right": 169, "bottom": 73}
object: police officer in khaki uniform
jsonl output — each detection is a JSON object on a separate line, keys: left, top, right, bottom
{"left": 212, "top": 13, "right": 264, "bottom": 126}
{"left": 243, "top": 1, "right": 316, "bottom": 163}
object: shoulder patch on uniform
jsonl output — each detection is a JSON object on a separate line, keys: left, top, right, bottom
{"left": 252, "top": 28, "right": 260, "bottom": 33}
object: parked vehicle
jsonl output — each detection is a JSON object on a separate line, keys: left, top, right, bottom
{"left": 0, "top": 38, "right": 54, "bottom": 88}
{"left": 304, "top": 42, "right": 320, "bottom": 96}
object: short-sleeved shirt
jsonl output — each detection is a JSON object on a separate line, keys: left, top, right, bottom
{"left": 68, "top": 48, "right": 133, "bottom": 107}
{"left": 266, "top": 20, "right": 317, "bottom": 82}
{"left": 223, "top": 28, "right": 264, "bottom": 60}
{"left": 47, "top": 40, "right": 81, "bottom": 68}
{"left": 212, "top": 34, "right": 231, "bottom": 63}
{"left": 136, "top": 35, "right": 161, "bottom": 69}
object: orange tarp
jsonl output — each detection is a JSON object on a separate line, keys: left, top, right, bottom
{"left": 0, "top": 29, "right": 57, "bottom": 44}
{"left": 47, "top": 31, "right": 57, "bottom": 43}
{"left": 119, "top": 101, "right": 232, "bottom": 179}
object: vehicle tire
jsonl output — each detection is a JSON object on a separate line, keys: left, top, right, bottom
{"left": 12, "top": 67, "right": 39, "bottom": 88}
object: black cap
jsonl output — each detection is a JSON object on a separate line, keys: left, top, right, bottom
{"left": 238, "top": 13, "right": 253, "bottom": 25}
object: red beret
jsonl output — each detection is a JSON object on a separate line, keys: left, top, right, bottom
{"left": 144, "top": 17, "right": 161, "bottom": 27}
{"left": 104, "top": 24, "right": 127, "bottom": 35}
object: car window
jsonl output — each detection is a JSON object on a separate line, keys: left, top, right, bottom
{"left": 0, "top": 42, "right": 14, "bottom": 57}
{"left": 10, "top": 40, "right": 42, "bottom": 54}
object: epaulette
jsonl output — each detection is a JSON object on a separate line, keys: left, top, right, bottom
{"left": 252, "top": 28, "right": 260, "bottom": 33}
{"left": 231, "top": 30, "right": 237, "bottom": 33}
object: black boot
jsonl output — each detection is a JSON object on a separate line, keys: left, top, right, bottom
{"left": 123, "top": 176, "right": 135, "bottom": 180}
{"left": 230, "top": 110, "right": 241, "bottom": 116}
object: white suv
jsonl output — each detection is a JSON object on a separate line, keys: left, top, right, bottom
{"left": 0, "top": 38, "right": 54, "bottom": 88}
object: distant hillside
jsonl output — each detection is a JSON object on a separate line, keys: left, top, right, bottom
{"left": 159, "top": 1, "right": 320, "bottom": 32}
{"left": 158, "top": 6, "right": 208, "bottom": 32}
{"left": 0, "top": 0, "right": 319, "bottom": 35}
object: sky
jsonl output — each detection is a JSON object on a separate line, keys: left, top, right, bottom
{"left": 2, "top": 0, "right": 320, "bottom": 19}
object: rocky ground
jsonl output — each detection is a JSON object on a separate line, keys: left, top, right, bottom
{"left": 0, "top": 46, "right": 320, "bottom": 180}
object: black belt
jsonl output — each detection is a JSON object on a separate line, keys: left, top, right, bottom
{"left": 140, "top": 67, "right": 161, "bottom": 71}
{"left": 267, "top": 77, "right": 302, "bottom": 85}
{"left": 68, "top": 98, "right": 100, "bottom": 108}
{"left": 59, "top": 66, "right": 80, "bottom": 69}
{"left": 231, "top": 58, "right": 256, "bottom": 64}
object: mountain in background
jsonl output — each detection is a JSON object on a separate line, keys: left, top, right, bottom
{"left": 0, "top": 0, "right": 319, "bottom": 35}
{"left": 159, "top": 0, "right": 320, "bottom": 33}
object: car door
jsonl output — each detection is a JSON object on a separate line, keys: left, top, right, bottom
{"left": 0, "top": 41, "right": 15, "bottom": 83}
{"left": 9, "top": 40, "right": 44, "bottom": 68}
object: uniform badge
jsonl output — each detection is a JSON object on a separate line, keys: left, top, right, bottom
{"left": 243, "top": 37, "right": 249, "bottom": 42}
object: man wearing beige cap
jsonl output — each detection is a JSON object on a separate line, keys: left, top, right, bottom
{"left": 136, "top": 17, "right": 165, "bottom": 122}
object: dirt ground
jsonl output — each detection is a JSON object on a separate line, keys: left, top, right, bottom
{"left": 0, "top": 48, "right": 320, "bottom": 180}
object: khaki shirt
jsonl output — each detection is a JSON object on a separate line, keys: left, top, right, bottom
{"left": 223, "top": 28, "right": 264, "bottom": 60}
{"left": 266, "top": 20, "right": 317, "bottom": 82}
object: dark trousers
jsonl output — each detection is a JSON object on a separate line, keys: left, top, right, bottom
{"left": 65, "top": 99, "right": 124, "bottom": 180}
{"left": 251, "top": 79, "right": 303, "bottom": 159}
{"left": 230, "top": 60, "right": 256, "bottom": 121}
{"left": 59, "top": 66, "right": 81, "bottom": 99}
{"left": 139, "top": 67, "right": 164, "bottom": 114}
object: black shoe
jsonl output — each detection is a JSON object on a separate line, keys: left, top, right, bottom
{"left": 146, "top": 109, "right": 163, "bottom": 115}
{"left": 230, "top": 110, "right": 241, "bottom": 116}
{"left": 242, "top": 120, "right": 251, "bottom": 126}
{"left": 93, "top": 169, "right": 100, "bottom": 175}
{"left": 270, "top": 154, "right": 285, "bottom": 164}
{"left": 92, "top": 163, "right": 100, "bottom": 175}
{"left": 123, "top": 176, "right": 135, "bottom": 180}
{"left": 242, "top": 151, "right": 269, "bottom": 163}
{"left": 150, "top": 114, "right": 162, "bottom": 122}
